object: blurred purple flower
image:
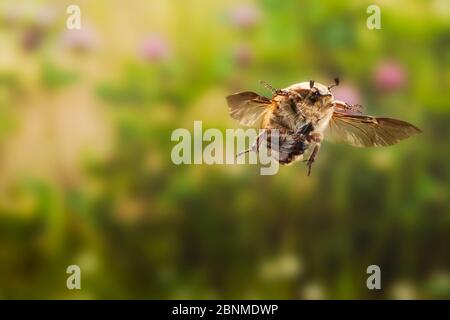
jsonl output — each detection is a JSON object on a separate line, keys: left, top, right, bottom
{"left": 230, "top": 5, "right": 261, "bottom": 29}
{"left": 233, "top": 44, "right": 253, "bottom": 67}
{"left": 139, "top": 35, "right": 171, "bottom": 63}
{"left": 20, "top": 7, "right": 58, "bottom": 52}
{"left": 374, "top": 60, "right": 407, "bottom": 91}
{"left": 61, "top": 27, "right": 99, "bottom": 52}
{"left": 332, "top": 84, "right": 362, "bottom": 106}
{"left": 22, "top": 28, "right": 45, "bottom": 51}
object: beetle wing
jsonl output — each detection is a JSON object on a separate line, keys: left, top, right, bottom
{"left": 226, "top": 91, "right": 272, "bottom": 126}
{"left": 325, "top": 112, "right": 422, "bottom": 147}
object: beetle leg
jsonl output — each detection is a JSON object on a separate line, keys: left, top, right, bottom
{"left": 235, "top": 130, "right": 266, "bottom": 158}
{"left": 307, "top": 132, "right": 322, "bottom": 144}
{"left": 346, "top": 103, "right": 363, "bottom": 114}
{"left": 305, "top": 132, "right": 322, "bottom": 176}
{"left": 306, "top": 143, "right": 320, "bottom": 176}
{"left": 334, "top": 101, "right": 363, "bottom": 114}
{"left": 260, "top": 80, "right": 289, "bottom": 97}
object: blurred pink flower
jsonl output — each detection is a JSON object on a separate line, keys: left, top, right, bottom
{"left": 374, "top": 60, "right": 407, "bottom": 91}
{"left": 61, "top": 27, "right": 99, "bottom": 52}
{"left": 230, "top": 5, "right": 261, "bottom": 29}
{"left": 332, "top": 84, "right": 362, "bottom": 106}
{"left": 139, "top": 35, "right": 171, "bottom": 62}
{"left": 34, "top": 7, "right": 57, "bottom": 29}
{"left": 233, "top": 44, "right": 253, "bottom": 67}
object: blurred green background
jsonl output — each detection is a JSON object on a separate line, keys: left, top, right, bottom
{"left": 0, "top": 0, "right": 449, "bottom": 299}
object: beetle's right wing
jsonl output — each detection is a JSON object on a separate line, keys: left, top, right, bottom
{"left": 226, "top": 92, "right": 272, "bottom": 126}
{"left": 325, "top": 112, "right": 422, "bottom": 147}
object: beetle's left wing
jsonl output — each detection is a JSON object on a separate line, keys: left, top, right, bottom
{"left": 325, "top": 112, "right": 422, "bottom": 147}
{"left": 226, "top": 92, "right": 272, "bottom": 126}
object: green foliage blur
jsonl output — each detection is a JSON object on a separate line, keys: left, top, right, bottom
{"left": 0, "top": 0, "right": 449, "bottom": 299}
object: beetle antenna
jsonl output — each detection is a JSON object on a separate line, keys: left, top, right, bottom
{"left": 309, "top": 80, "right": 315, "bottom": 88}
{"left": 328, "top": 77, "right": 340, "bottom": 90}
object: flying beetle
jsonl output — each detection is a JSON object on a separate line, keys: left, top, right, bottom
{"left": 226, "top": 78, "right": 422, "bottom": 175}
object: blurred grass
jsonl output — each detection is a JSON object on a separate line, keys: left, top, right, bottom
{"left": 0, "top": 0, "right": 449, "bottom": 299}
